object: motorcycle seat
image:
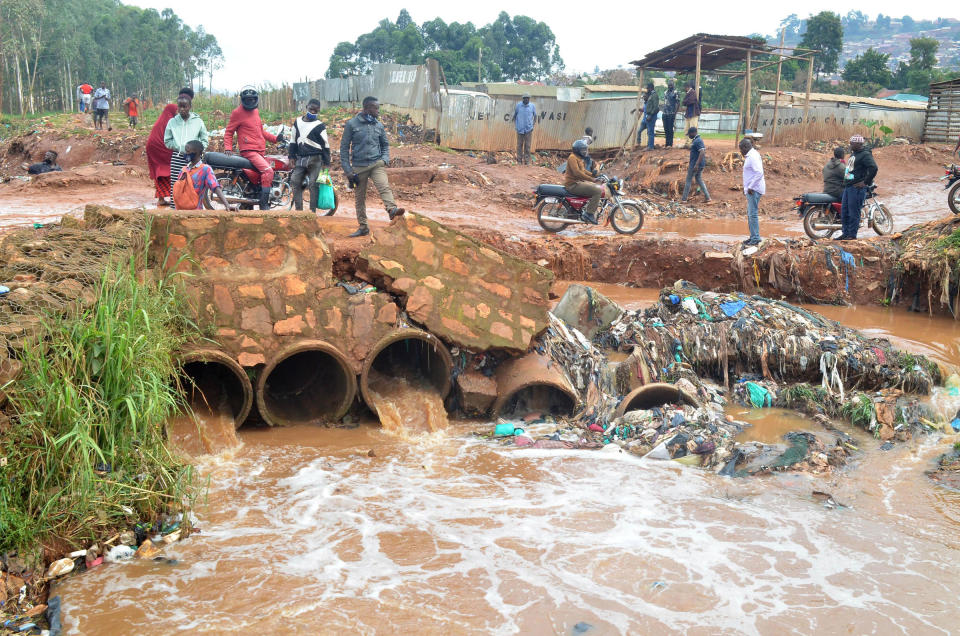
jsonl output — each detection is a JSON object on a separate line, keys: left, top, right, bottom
{"left": 802, "top": 192, "right": 839, "bottom": 204}
{"left": 536, "top": 184, "right": 570, "bottom": 198}
{"left": 204, "top": 152, "right": 253, "bottom": 171}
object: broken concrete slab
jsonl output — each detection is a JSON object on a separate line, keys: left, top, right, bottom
{"left": 457, "top": 369, "right": 498, "bottom": 416}
{"left": 552, "top": 283, "right": 624, "bottom": 340}
{"left": 359, "top": 212, "right": 553, "bottom": 353}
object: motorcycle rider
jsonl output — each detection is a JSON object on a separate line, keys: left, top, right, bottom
{"left": 224, "top": 86, "right": 283, "bottom": 210}
{"left": 823, "top": 147, "right": 846, "bottom": 200}
{"left": 288, "top": 98, "right": 331, "bottom": 213}
{"left": 565, "top": 139, "right": 602, "bottom": 225}
{"left": 838, "top": 134, "right": 878, "bottom": 241}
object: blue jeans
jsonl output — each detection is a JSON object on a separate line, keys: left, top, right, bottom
{"left": 746, "top": 190, "right": 762, "bottom": 241}
{"left": 841, "top": 185, "right": 866, "bottom": 238}
{"left": 682, "top": 163, "right": 709, "bottom": 201}
{"left": 645, "top": 115, "right": 656, "bottom": 149}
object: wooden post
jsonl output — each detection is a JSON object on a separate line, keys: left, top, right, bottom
{"left": 802, "top": 55, "right": 814, "bottom": 145}
{"left": 745, "top": 50, "right": 752, "bottom": 135}
{"left": 695, "top": 44, "right": 702, "bottom": 94}
{"left": 616, "top": 67, "right": 645, "bottom": 159}
{"left": 478, "top": 47, "right": 482, "bottom": 83}
{"left": 770, "top": 29, "right": 785, "bottom": 145}
{"left": 735, "top": 72, "right": 747, "bottom": 145}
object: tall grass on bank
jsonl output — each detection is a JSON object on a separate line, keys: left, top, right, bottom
{"left": 0, "top": 250, "right": 198, "bottom": 556}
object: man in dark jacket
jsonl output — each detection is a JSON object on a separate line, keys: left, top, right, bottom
{"left": 27, "top": 151, "right": 62, "bottom": 175}
{"left": 642, "top": 82, "right": 659, "bottom": 151}
{"left": 662, "top": 80, "right": 679, "bottom": 147}
{"left": 838, "top": 135, "right": 878, "bottom": 241}
{"left": 822, "top": 147, "right": 845, "bottom": 200}
{"left": 289, "top": 99, "right": 331, "bottom": 214}
{"left": 682, "top": 81, "right": 701, "bottom": 137}
{"left": 340, "top": 96, "right": 405, "bottom": 237}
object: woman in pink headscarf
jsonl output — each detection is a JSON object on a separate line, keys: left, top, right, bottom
{"left": 146, "top": 87, "right": 194, "bottom": 206}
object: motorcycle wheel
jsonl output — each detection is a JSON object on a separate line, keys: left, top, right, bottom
{"left": 949, "top": 181, "right": 960, "bottom": 215}
{"left": 537, "top": 200, "right": 573, "bottom": 233}
{"left": 870, "top": 204, "right": 893, "bottom": 235}
{"left": 610, "top": 202, "right": 644, "bottom": 235}
{"left": 204, "top": 177, "right": 244, "bottom": 210}
{"left": 802, "top": 205, "right": 837, "bottom": 240}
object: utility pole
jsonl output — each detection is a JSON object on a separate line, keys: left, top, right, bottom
{"left": 478, "top": 47, "right": 482, "bottom": 83}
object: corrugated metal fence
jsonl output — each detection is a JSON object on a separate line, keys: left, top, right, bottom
{"left": 297, "top": 63, "right": 641, "bottom": 151}
{"left": 923, "top": 81, "right": 960, "bottom": 143}
{"left": 756, "top": 105, "right": 926, "bottom": 144}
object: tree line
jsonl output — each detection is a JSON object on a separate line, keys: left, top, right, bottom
{"left": 0, "top": 0, "right": 222, "bottom": 116}
{"left": 326, "top": 9, "right": 563, "bottom": 84}
{"left": 779, "top": 12, "right": 957, "bottom": 96}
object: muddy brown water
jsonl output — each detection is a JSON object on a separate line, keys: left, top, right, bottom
{"left": 50, "top": 288, "right": 960, "bottom": 633}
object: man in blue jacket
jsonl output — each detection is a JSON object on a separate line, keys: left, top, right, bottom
{"left": 340, "top": 96, "right": 405, "bottom": 237}
{"left": 514, "top": 93, "right": 536, "bottom": 165}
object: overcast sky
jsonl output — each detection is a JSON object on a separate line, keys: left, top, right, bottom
{"left": 129, "top": 0, "right": 944, "bottom": 92}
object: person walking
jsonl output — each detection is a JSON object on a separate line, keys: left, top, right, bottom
{"left": 340, "top": 96, "right": 405, "bottom": 237}
{"left": 92, "top": 82, "right": 111, "bottom": 130}
{"left": 122, "top": 94, "right": 140, "bottom": 128}
{"left": 147, "top": 87, "right": 193, "bottom": 207}
{"left": 838, "top": 134, "right": 878, "bottom": 241}
{"left": 682, "top": 81, "right": 701, "bottom": 137}
{"left": 514, "top": 93, "right": 536, "bottom": 165}
{"left": 739, "top": 138, "right": 765, "bottom": 246}
{"left": 681, "top": 127, "right": 710, "bottom": 204}
{"left": 662, "top": 80, "right": 679, "bottom": 148}
{"left": 289, "top": 99, "right": 331, "bottom": 213}
{"left": 642, "top": 82, "right": 659, "bottom": 151}
{"left": 164, "top": 93, "right": 209, "bottom": 189}
{"left": 77, "top": 83, "right": 93, "bottom": 113}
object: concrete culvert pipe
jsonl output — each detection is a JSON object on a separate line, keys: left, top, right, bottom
{"left": 178, "top": 349, "right": 253, "bottom": 428}
{"left": 257, "top": 340, "right": 357, "bottom": 426}
{"left": 359, "top": 328, "right": 454, "bottom": 411}
{"left": 491, "top": 353, "right": 578, "bottom": 418}
{"left": 614, "top": 383, "right": 701, "bottom": 419}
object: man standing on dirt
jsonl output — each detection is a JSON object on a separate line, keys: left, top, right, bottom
{"left": 681, "top": 127, "right": 710, "bottom": 204}
{"left": 92, "top": 82, "right": 111, "bottom": 130}
{"left": 514, "top": 93, "right": 536, "bottom": 165}
{"left": 289, "top": 98, "right": 331, "bottom": 214}
{"left": 838, "top": 134, "right": 878, "bottom": 241}
{"left": 641, "top": 82, "right": 659, "bottom": 151}
{"left": 682, "top": 80, "right": 701, "bottom": 137}
{"left": 740, "top": 138, "right": 765, "bottom": 246}
{"left": 340, "top": 96, "right": 406, "bottom": 238}
{"left": 662, "top": 80, "right": 679, "bottom": 148}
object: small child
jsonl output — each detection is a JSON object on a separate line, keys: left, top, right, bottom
{"left": 122, "top": 94, "right": 140, "bottom": 128}
{"left": 175, "top": 140, "right": 237, "bottom": 210}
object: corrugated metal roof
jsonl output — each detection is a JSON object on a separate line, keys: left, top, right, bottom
{"left": 758, "top": 90, "right": 927, "bottom": 110}
{"left": 630, "top": 33, "right": 771, "bottom": 71}
{"left": 582, "top": 84, "right": 641, "bottom": 93}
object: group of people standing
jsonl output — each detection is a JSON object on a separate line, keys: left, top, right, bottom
{"left": 75, "top": 82, "right": 141, "bottom": 129}
{"left": 636, "top": 80, "right": 701, "bottom": 150}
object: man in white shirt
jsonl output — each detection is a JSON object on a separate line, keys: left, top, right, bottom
{"left": 739, "top": 138, "right": 765, "bottom": 246}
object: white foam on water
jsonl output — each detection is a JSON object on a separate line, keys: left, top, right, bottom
{"left": 57, "top": 432, "right": 960, "bottom": 634}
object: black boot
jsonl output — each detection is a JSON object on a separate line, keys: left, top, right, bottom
{"left": 259, "top": 190, "right": 271, "bottom": 210}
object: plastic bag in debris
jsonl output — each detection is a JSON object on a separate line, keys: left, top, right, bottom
{"left": 745, "top": 381, "right": 773, "bottom": 408}
{"left": 947, "top": 373, "right": 960, "bottom": 396}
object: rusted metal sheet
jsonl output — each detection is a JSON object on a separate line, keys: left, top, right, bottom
{"left": 755, "top": 105, "right": 925, "bottom": 144}
{"left": 439, "top": 94, "right": 638, "bottom": 151}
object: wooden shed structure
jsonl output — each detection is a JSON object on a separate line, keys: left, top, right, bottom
{"left": 923, "top": 78, "right": 960, "bottom": 143}
{"left": 627, "top": 33, "right": 817, "bottom": 148}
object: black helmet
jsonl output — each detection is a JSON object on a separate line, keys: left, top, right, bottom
{"left": 572, "top": 139, "right": 589, "bottom": 155}
{"left": 240, "top": 85, "right": 259, "bottom": 110}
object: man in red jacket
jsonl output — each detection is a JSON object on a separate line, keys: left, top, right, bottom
{"left": 224, "top": 86, "right": 282, "bottom": 209}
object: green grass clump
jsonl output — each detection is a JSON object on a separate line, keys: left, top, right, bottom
{"left": 935, "top": 228, "right": 960, "bottom": 252}
{"left": 840, "top": 394, "right": 876, "bottom": 432}
{"left": 0, "top": 245, "right": 198, "bottom": 556}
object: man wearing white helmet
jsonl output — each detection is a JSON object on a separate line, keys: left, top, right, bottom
{"left": 838, "top": 134, "right": 878, "bottom": 241}
{"left": 224, "top": 86, "right": 283, "bottom": 210}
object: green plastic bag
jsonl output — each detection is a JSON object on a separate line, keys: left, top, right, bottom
{"left": 315, "top": 169, "right": 335, "bottom": 210}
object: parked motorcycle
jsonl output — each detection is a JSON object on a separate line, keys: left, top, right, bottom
{"left": 796, "top": 184, "right": 893, "bottom": 240}
{"left": 533, "top": 174, "right": 644, "bottom": 234}
{"left": 942, "top": 164, "right": 960, "bottom": 214}
{"left": 203, "top": 140, "right": 292, "bottom": 210}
